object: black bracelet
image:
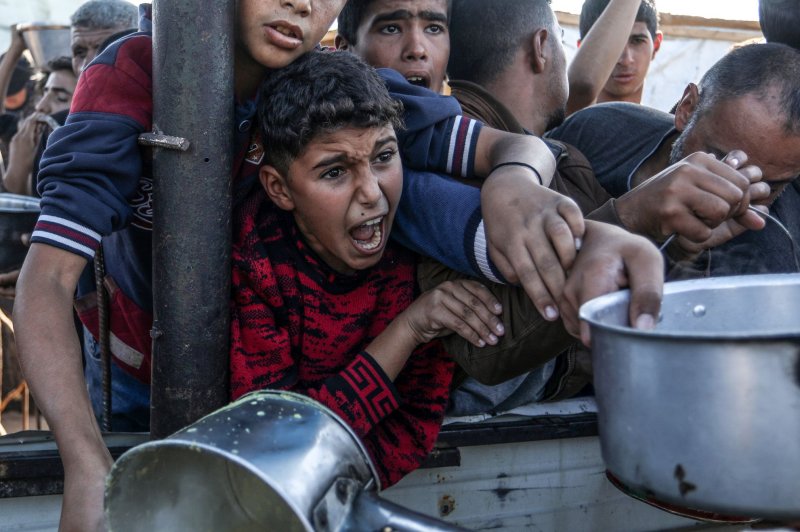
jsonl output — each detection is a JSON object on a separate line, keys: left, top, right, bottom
{"left": 489, "top": 161, "right": 543, "bottom": 185}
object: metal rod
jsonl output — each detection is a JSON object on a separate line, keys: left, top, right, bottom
{"left": 150, "top": 0, "right": 234, "bottom": 438}
{"left": 94, "top": 245, "right": 112, "bottom": 432}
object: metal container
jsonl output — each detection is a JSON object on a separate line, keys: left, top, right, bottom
{"left": 0, "top": 194, "right": 39, "bottom": 273}
{"left": 105, "top": 390, "right": 463, "bottom": 531}
{"left": 16, "top": 23, "right": 71, "bottom": 70}
{"left": 580, "top": 274, "right": 800, "bottom": 520}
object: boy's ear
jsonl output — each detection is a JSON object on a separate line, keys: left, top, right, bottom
{"left": 652, "top": 31, "right": 663, "bottom": 56}
{"left": 674, "top": 83, "right": 699, "bottom": 132}
{"left": 260, "top": 165, "right": 295, "bottom": 211}
{"left": 529, "top": 28, "right": 549, "bottom": 74}
{"left": 334, "top": 34, "right": 350, "bottom": 50}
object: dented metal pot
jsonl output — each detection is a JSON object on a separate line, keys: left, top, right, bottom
{"left": 105, "top": 390, "right": 463, "bottom": 531}
{"left": 580, "top": 274, "right": 800, "bottom": 519}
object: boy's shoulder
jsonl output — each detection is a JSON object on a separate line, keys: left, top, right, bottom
{"left": 70, "top": 32, "right": 154, "bottom": 127}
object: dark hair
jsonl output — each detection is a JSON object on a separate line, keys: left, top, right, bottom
{"left": 759, "top": 0, "right": 800, "bottom": 50}
{"left": 0, "top": 53, "right": 32, "bottom": 95}
{"left": 258, "top": 51, "right": 404, "bottom": 175}
{"left": 337, "top": 0, "right": 452, "bottom": 46}
{"left": 46, "top": 56, "right": 75, "bottom": 74}
{"left": 695, "top": 43, "right": 800, "bottom": 136}
{"left": 448, "top": 0, "right": 554, "bottom": 86}
{"left": 579, "top": 0, "right": 658, "bottom": 40}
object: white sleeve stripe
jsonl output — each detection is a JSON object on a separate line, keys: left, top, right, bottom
{"left": 474, "top": 220, "right": 502, "bottom": 284}
{"left": 31, "top": 231, "right": 96, "bottom": 258}
{"left": 461, "top": 119, "right": 477, "bottom": 177}
{"left": 446, "top": 115, "right": 462, "bottom": 174}
{"left": 37, "top": 214, "right": 102, "bottom": 242}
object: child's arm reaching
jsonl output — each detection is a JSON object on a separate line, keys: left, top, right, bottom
{"left": 365, "top": 279, "right": 504, "bottom": 379}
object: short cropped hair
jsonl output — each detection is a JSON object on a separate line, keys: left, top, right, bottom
{"left": 579, "top": 0, "right": 658, "bottom": 40}
{"left": 70, "top": 0, "right": 138, "bottom": 30}
{"left": 759, "top": 0, "right": 800, "bottom": 50}
{"left": 448, "top": 0, "right": 555, "bottom": 86}
{"left": 46, "top": 56, "right": 75, "bottom": 74}
{"left": 337, "top": 0, "right": 452, "bottom": 46}
{"left": 695, "top": 43, "right": 800, "bottom": 135}
{"left": 258, "top": 51, "right": 404, "bottom": 175}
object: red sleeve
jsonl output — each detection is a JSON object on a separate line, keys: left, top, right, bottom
{"left": 361, "top": 341, "right": 454, "bottom": 488}
{"left": 229, "top": 266, "right": 401, "bottom": 438}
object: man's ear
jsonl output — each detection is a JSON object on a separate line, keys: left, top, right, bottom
{"left": 335, "top": 34, "right": 350, "bottom": 50}
{"left": 674, "top": 83, "right": 699, "bottom": 132}
{"left": 529, "top": 28, "right": 549, "bottom": 74}
{"left": 260, "top": 165, "right": 295, "bottom": 211}
{"left": 652, "top": 31, "right": 663, "bottom": 57}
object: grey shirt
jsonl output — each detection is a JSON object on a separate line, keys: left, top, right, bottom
{"left": 548, "top": 102, "right": 800, "bottom": 276}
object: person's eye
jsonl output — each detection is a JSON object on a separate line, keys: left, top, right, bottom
{"left": 379, "top": 24, "right": 401, "bottom": 35}
{"left": 321, "top": 167, "right": 345, "bottom": 180}
{"left": 426, "top": 24, "right": 446, "bottom": 34}
{"left": 374, "top": 149, "right": 397, "bottom": 164}
{"left": 72, "top": 47, "right": 86, "bottom": 58}
{"left": 57, "top": 96, "right": 70, "bottom": 103}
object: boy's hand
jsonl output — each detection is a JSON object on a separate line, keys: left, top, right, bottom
{"left": 481, "top": 168, "right": 585, "bottom": 321}
{"left": 559, "top": 220, "right": 664, "bottom": 346}
{"left": 405, "top": 279, "right": 504, "bottom": 348}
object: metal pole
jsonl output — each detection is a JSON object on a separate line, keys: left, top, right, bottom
{"left": 150, "top": 0, "right": 234, "bottom": 438}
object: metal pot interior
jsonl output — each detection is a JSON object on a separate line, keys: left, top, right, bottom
{"left": 106, "top": 391, "right": 379, "bottom": 532}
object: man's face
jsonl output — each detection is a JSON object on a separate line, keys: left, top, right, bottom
{"left": 341, "top": 0, "right": 450, "bottom": 93}
{"left": 671, "top": 92, "right": 800, "bottom": 205}
{"left": 599, "top": 22, "right": 661, "bottom": 103}
{"left": 71, "top": 25, "right": 130, "bottom": 75}
{"left": 266, "top": 125, "right": 403, "bottom": 274}
{"left": 236, "top": 0, "right": 346, "bottom": 71}
{"left": 35, "top": 70, "right": 77, "bottom": 116}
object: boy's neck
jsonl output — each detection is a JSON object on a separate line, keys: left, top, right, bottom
{"left": 234, "top": 53, "right": 266, "bottom": 102}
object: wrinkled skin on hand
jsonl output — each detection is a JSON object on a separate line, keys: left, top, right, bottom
{"left": 482, "top": 169, "right": 585, "bottom": 322}
{"left": 559, "top": 220, "right": 664, "bottom": 346}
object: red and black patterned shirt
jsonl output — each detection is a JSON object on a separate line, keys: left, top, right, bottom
{"left": 230, "top": 194, "right": 455, "bottom": 487}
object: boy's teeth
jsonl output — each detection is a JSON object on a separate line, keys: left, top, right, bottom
{"left": 350, "top": 218, "right": 383, "bottom": 250}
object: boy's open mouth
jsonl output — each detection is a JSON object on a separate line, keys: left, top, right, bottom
{"left": 405, "top": 74, "right": 430, "bottom": 89}
{"left": 350, "top": 216, "right": 384, "bottom": 252}
{"left": 265, "top": 22, "right": 303, "bottom": 48}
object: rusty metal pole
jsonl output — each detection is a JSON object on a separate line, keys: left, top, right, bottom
{"left": 149, "top": 0, "right": 234, "bottom": 438}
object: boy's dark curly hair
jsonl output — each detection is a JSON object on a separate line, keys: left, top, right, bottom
{"left": 258, "top": 50, "right": 404, "bottom": 175}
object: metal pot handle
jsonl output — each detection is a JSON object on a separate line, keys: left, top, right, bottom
{"left": 345, "top": 490, "right": 468, "bottom": 532}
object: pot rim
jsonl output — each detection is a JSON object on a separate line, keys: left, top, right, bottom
{"left": 16, "top": 23, "right": 70, "bottom": 32}
{"left": 579, "top": 273, "right": 800, "bottom": 340}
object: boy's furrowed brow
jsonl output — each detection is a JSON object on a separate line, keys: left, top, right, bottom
{"left": 371, "top": 9, "right": 447, "bottom": 25}
{"left": 312, "top": 154, "right": 347, "bottom": 170}
{"left": 372, "top": 9, "right": 413, "bottom": 25}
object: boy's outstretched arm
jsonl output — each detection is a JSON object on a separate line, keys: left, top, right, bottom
{"left": 559, "top": 220, "right": 664, "bottom": 346}
{"left": 15, "top": 244, "right": 112, "bottom": 532}
{"left": 474, "top": 127, "right": 585, "bottom": 322}
{"left": 566, "top": 0, "right": 642, "bottom": 115}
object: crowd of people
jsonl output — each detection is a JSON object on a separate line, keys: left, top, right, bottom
{"left": 0, "top": 0, "right": 797, "bottom": 530}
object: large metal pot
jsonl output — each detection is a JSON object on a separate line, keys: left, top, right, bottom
{"left": 580, "top": 274, "right": 800, "bottom": 520}
{"left": 105, "top": 390, "right": 463, "bottom": 531}
{"left": 16, "top": 23, "right": 71, "bottom": 70}
{"left": 0, "top": 193, "right": 39, "bottom": 273}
